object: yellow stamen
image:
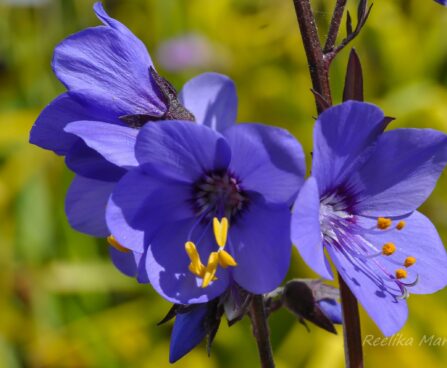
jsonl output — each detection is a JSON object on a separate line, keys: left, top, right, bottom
{"left": 188, "top": 263, "right": 205, "bottom": 278}
{"left": 218, "top": 249, "right": 238, "bottom": 268}
{"left": 185, "top": 242, "right": 206, "bottom": 277}
{"left": 107, "top": 235, "right": 130, "bottom": 253}
{"left": 395, "top": 269, "right": 407, "bottom": 279}
{"left": 201, "top": 252, "right": 219, "bottom": 288}
{"left": 213, "top": 217, "right": 229, "bottom": 247}
{"left": 382, "top": 242, "right": 396, "bottom": 256}
{"left": 396, "top": 221, "right": 406, "bottom": 230}
{"left": 377, "top": 217, "right": 392, "bottom": 230}
{"left": 404, "top": 256, "right": 416, "bottom": 268}
{"left": 185, "top": 241, "right": 200, "bottom": 263}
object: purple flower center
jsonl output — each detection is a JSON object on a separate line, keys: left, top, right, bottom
{"left": 193, "top": 170, "right": 249, "bottom": 221}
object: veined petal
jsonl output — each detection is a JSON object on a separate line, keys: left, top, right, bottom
{"left": 135, "top": 121, "right": 231, "bottom": 182}
{"left": 230, "top": 200, "right": 292, "bottom": 294}
{"left": 29, "top": 93, "right": 105, "bottom": 155}
{"left": 65, "top": 121, "right": 138, "bottom": 168}
{"left": 224, "top": 123, "right": 305, "bottom": 205}
{"left": 169, "top": 304, "right": 208, "bottom": 363}
{"left": 93, "top": 2, "right": 133, "bottom": 34}
{"left": 352, "top": 128, "right": 447, "bottom": 216}
{"left": 358, "top": 211, "right": 447, "bottom": 294}
{"left": 313, "top": 101, "right": 386, "bottom": 196}
{"left": 179, "top": 72, "right": 237, "bottom": 132}
{"left": 291, "top": 177, "right": 333, "bottom": 280}
{"left": 65, "top": 175, "right": 115, "bottom": 237}
{"left": 52, "top": 3, "right": 165, "bottom": 118}
{"left": 106, "top": 168, "right": 193, "bottom": 253}
{"left": 65, "top": 140, "right": 126, "bottom": 182}
{"left": 145, "top": 218, "right": 230, "bottom": 304}
{"left": 327, "top": 245, "right": 408, "bottom": 336}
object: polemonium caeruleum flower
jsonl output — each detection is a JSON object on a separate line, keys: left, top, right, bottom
{"left": 291, "top": 101, "right": 447, "bottom": 336}
{"left": 59, "top": 44, "right": 305, "bottom": 357}
{"left": 100, "top": 120, "right": 305, "bottom": 304}
{"left": 29, "top": 3, "right": 168, "bottom": 237}
{"left": 29, "top": 2, "right": 231, "bottom": 242}
{"left": 75, "top": 117, "right": 304, "bottom": 361}
{"left": 435, "top": 0, "right": 447, "bottom": 6}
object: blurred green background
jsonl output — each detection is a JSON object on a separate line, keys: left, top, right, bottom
{"left": 1, "top": 0, "right": 447, "bottom": 367}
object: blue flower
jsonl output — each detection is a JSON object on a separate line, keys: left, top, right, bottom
{"left": 101, "top": 117, "right": 305, "bottom": 303}
{"left": 28, "top": 2, "right": 238, "bottom": 245}
{"left": 291, "top": 101, "right": 447, "bottom": 336}
{"left": 435, "top": 0, "right": 447, "bottom": 6}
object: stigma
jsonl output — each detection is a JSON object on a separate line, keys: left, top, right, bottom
{"left": 107, "top": 235, "right": 130, "bottom": 253}
{"left": 185, "top": 216, "right": 237, "bottom": 288}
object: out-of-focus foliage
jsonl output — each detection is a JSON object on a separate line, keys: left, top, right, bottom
{"left": 0, "top": 0, "right": 447, "bottom": 367}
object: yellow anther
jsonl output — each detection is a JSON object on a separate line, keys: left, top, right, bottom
{"left": 185, "top": 241, "right": 200, "bottom": 263}
{"left": 218, "top": 249, "right": 238, "bottom": 268}
{"left": 188, "top": 262, "right": 206, "bottom": 278}
{"left": 395, "top": 269, "right": 407, "bottom": 279}
{"left": 404, "top": 256, "right": 416, "bottom": 268}
{"left": 377, "top": 217, "right": 392, "bottom": 230}
{"left": 185, "top": 242, "right": 206, "bottom": 277}
{"left": 382, "top": 242, "right": 396, "bottom": 256}
{"left": 396, "top": 221, "right": 406, "bottom": 230}
{"left": 201, "top": 252, "right": 219, "bottom": 288}
{"left": 213, "top": 217, "right": 229, "bottom": 247}
{"left": 107, "top": 235, "right": 130, "bottom": 253}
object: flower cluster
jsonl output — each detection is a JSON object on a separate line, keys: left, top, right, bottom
{"left": 30, "top": 1, "right": 447, "bottom": 363}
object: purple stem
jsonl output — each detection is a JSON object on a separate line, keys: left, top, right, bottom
{"left": 292, "top": 0, "right": 332, "bottom": 113}
{"left": 249, "top": 295, "right": 275, "bottom": 368}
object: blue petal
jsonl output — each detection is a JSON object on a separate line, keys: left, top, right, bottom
{"left": 65, "top": 140, "right": 126, "bottom": 182}
{"left": 358, "top": 211, "right": 447, "bottom": 295}
{"left": 224, "top": 123, "right": 306, "bottom": 205}
{"left": 135, "top": 121, "right": 231, "bottom": 182}
{"left": 109, "top": 247, "right": 145, "bottom": 280}
{"left": 145, "top": 218, "right": 230, "bottom": 304}
{"left": 434, "top": 0, "right": 447, "bottom": 6}
{"left": 230, "top": 200, "right": 292, "bottom": 294}
{"left": 65, "top": 121, "right": 138, "bottom": 169}
{"left": 326, "top": 245, "right": 408, "bottom": 336}
{"left": 65, "top": 175, "right": 115, "bottom": 237}
{"left": 317, "top": 299, "right": 342, "bottom": 325}
{"left": 312, "top": 101, "right": 386, "bottom": 196}
{"left": 52, "top": 3, "right": 165, "bottom": 118}
{"left": 106, "top": 168, "right": 194, "bottom": 253}
{"left": 179, "top": 73, "right": 237, "bottom": 132}
{"left": 291, "top": 177, "right": 333, "bottom": 280}
{"left": 29, "top": 93, "right": 104, "bottom": 155}
{"left": 170, "top": 304, "right": 208, "bottom": 363}
{"left": 351, "top": 128, "right": 447, "bottom": 216}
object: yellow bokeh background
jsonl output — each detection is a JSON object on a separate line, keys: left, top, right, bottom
{"left": 1, "top": 0, "right": 447, "bottom": 367}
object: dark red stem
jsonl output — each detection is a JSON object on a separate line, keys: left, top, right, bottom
{"left": 292, "top": 1, "right": 365, "bottom": 367}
